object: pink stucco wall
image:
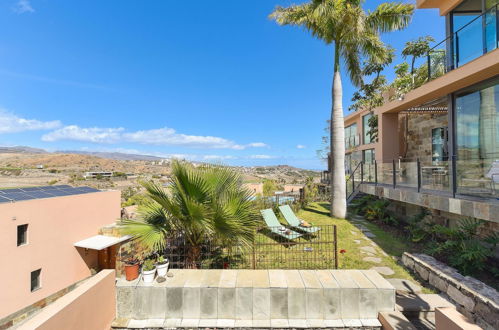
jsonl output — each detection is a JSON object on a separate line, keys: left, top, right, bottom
{"left": 0, "top": 190, "right": 120, "bottom": 319}
{"left": 17, "top": 270, "right": 116, "bottom": 330}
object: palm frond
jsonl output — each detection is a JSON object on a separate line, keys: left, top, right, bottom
{"left": 366, "top": 2, "right": 414, "bottom": 33}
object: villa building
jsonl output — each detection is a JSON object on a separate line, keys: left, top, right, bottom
{"left": 0, "top": 185, "right": 122, "bottom": 326}
{"left": 332, "top": 0, "right": 499, "bottom": 229}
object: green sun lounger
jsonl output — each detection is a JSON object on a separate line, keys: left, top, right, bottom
{"left": 279, "top": 205, "right": 321, "bottom": 234}
{"left": 260, "top": 209, "right": 302, "bottom": 240}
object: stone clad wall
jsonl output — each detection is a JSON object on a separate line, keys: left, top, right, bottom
{"left": 401, "top": 113, "right": 448, "bottom": 161}
{"left": 402, "top": 253, "right": 499, "bottom": 330}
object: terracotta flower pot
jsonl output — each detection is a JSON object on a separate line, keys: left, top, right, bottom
{"left": 124, "top": 263, "right": 139, "bottom": 281}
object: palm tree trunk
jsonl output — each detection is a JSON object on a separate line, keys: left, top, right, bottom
{"left": 186, "top": 245, "right": 201, "bottom": 269}
{"left": 330, "top": 45, "right": 346, "bottom": 218}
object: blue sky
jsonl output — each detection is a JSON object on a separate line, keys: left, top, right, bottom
{"left": 0, "top": 0, "right": 444, "bottom": 169}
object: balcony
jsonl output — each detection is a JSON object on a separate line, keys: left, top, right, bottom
{"left": 428, "top": 3, "right": 498, "bottom": 80}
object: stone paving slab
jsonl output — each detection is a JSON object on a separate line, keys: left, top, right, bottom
{"left": 386, "top": 278, "right": 422, "bottom": 294}
{"left": 397, "top": 293, "right": 454, "bottom": 312}
{"left": 363, "top": 257, "right": 382, "bottom": 263}
{"left": 360, "top": 246, "right": 377, "bottom": 254}
{"left": 370, "top": 266, "right": 394, "bottom": 276}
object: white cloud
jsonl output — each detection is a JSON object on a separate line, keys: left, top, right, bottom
{"left": 203, "top": 155, "right": 237, "bottom": 160}
{"left": 42, "top": 125, "right": 124, "bottom": 143}
{"left": 246, "top": 142, "right": 268, "bottom": 148}
{"left": 296, "top": 144, "right": 306, "bottom": 149}
{"left": 13, "top": 0, "right": 34, "bottom": 14}
{"left": 42, "top": 124, "right": 268, "bottom": 150}
{"left": 0, "top": 109, "right": 61, "bottom": 133}
{"left": 123, "top": 127, "right": 243, "bottom": 149}
{"left": 249, "top": 154, "right": 276, "bottom": 159}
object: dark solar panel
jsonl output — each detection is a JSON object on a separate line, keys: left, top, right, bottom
{"left": 0, "top": 185, "right": 100, "bottom": 203}
{"left": 78, "top": 187, "right": 100, "bottom": 193}
{"left": 0, "top": 188, "right": 24, "bottom": 193}
{"left": 1, "top": 192, "right": 36, "bottom": 201}
{"left": 28, "top": 191, "right": 57, "bottom": 198}
{"left": 19, "top": 187, "right": 44, "bottom": 192}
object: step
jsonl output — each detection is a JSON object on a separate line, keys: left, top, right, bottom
{"left": 116, "top": 269, "right": 395, "bottom": 322}
{"left": 379, "top": 311, "right": 418, "bottom": 330}
{"left": 396, "top": 293, "right": 454, "bottom": 318}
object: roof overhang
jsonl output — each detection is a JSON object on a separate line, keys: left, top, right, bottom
{"left": 416, "top": 0, "right": 463, "bottom": 15}
{"left": 74, "top": 235, "right": 131, "bottom": 250}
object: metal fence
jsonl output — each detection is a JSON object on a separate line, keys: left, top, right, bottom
{"left": 163, "top": 225, "right": 338, "bottom": 270}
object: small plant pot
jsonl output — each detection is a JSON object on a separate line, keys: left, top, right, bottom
{"left": 156, "top": 261, "right": 169, "bottom": 277}
{"left": 142, "top": 268, "right": 156, "bottom": 283}
{"left": 124, "top": 263, "right": 139, "bottom": 281}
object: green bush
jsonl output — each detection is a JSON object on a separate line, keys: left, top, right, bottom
{"left": 425, "top": 218, "right": 498, "bottom": 276}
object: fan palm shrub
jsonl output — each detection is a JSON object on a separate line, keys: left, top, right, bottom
{"left": 120, "top": 160, "right": 258, "bottom": 268}
{"left": 270, "top": 0, "right": 414, "bottom": 218}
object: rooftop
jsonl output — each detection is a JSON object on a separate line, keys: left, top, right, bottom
{"left": 0, "top": 185, "right": 100, "bottom": 204}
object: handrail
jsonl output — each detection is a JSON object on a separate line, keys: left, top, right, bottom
{"left": 428, "top": 3, "right": 497, "bottom": 54}
{"left": 346, "top": 161, "right": 363, "bottom": 201}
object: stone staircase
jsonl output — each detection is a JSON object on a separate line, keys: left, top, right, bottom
{"left": 114, "top": 269, "right": 395, "bottom": 329}
{"left": 379, "top": 278, "right": 456, "bottom": 330}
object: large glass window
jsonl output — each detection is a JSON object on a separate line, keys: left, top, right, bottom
{"left": 363, "top": 114, "right": 373, "bottom": 144}
{"left": 363, "top": 149, "right": 375, "bottom": 164}
{"left": 345, "top": 124, "right": 358, "bottom": 149}
{"left": 456, "top": 78, "right": 499, "bottom": 196}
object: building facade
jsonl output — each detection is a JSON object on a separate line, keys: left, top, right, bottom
{"left": 338, "top": 0, "right": 499, "bottom": 226}
{"left": 0, "top": 185, "right": 121, "bottom": 321}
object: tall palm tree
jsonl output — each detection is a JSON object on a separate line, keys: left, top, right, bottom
{"left": 120, "top": 160, "right": 258, "bottom": 268}
{"left": 270, "top": 0, "right": 413, "bottom": 218}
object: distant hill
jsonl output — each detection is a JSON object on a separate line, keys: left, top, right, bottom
{"left": 0, "top": 146, "right": 48, "bottom": 154}
{"left": 60, "top": 150, "right": 164, "bottom": 161}
{"left": 0, "top": 146, "right": 319, "bottom": 185}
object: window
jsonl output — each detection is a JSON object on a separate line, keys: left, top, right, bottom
{"left": 363, "top": 149, "right": 375, "bottom": 164}
{"left": 431, "top": 127, "right": 448, "bottom": 164}
{"left": 17, "top": 224, "right": 28, "bottom": 246}
{"left": 455, "top": 78, "right": 499, "bottom": 196}
{"left": 345, "top": 124, "right": 358, "bottom": 149}
{"left": 31, "top": 269, "right": 41, "bottom": 292}
{"left": 363, "top": 114, "right": 373, "bottom": 144}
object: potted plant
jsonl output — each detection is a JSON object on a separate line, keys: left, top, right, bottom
{"left": 123, "top": 257, "right": 140, "bottom": 281}
{"left": 141, "top": 259, "right": 156, "bottom": 283}
{"left": 156, "top": 255, "right": 169, "bottom": 277}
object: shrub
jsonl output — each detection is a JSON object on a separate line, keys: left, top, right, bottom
{"left": 425, "top": 218, "right": 498, "bottom": 275}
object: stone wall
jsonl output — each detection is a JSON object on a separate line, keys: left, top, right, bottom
{"left": 400, "top": 113, "right": 448, "bottom": 161}
{"left": 402, "top": 253, "right": 499, "bottom": 330}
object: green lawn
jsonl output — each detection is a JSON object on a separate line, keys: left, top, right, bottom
{"left": 294, "top": 202, "right": 430, "bottom": 290}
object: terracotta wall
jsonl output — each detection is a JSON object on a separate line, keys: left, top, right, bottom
{"left": 17, "top": 270, "right": 116, "bottom": 330}
{"left": 0, "top": 190, "right": 121, "bottom": 319}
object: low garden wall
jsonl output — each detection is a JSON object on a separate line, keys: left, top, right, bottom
{"left": 402, "top": 252, "right": 499, "bottom": 330}
{"left": 17, "top": 270, "right": 116, "bottom": 330}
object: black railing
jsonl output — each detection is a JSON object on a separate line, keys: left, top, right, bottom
{"left": 360, "top": 155, "right": 499, "bottom": 200}
{"left": 346, "top": 162, "right": 363, "bottom": 201}
{"left": 427, "top": 3, "right": 498, "bottom": 80}
{"left": 161, "top": 225, "right": 338, "bottom": 270}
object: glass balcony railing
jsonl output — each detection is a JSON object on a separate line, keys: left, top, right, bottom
{"left": 428, "top": 3, "right": 498, "bottom": 80}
